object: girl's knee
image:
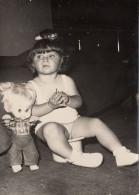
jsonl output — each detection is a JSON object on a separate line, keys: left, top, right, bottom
{"left": 89, "top": 118, "right": 105, "bottom": 133}
{"left": 42, "top": 122, "right": 64, "bottom": 139}
{"left": 90, "top": 118, "right": 102, "bottom": 126}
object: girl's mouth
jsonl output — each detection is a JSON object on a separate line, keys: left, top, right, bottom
{"left": 42, "top": 65, "right": 49, "bottom": 67}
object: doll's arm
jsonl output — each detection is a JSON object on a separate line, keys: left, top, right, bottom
{"left": 1, "top": 114, "right": 16, "bottom": 131}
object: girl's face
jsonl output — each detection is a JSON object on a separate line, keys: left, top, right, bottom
{"left": 33, "top": 51, "right": 62, "bottom": 75}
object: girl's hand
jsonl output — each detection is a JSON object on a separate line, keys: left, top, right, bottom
{"left": 48, "top": 92, "right": 67, "bottom": 109}
{"left": 58, "top": 92, "right": 69, "bottom": 105}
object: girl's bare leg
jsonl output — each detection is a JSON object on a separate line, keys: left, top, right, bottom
{"left": 40, "top": 122, "right": 103, "bottom": 168}
{"left": 71, "top": 117, "right": 138, "bottom": 166}
{"left": 42, "top": 122, "right": 72, "bottom": 159}
{"left": 71, "top": 117, "right": 122, "bottom": 152}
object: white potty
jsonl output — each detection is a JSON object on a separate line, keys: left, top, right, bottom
{"left": 52, "top": 137, "right": 84, "bottom": 163}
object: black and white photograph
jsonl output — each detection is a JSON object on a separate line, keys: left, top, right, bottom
{"left": 0, "top": 0, "right": 138, "bottom": 194}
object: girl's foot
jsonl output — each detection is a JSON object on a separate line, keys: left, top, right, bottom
{"left": 12, "top": 165, "right": 22, "bottom": 173}
{"left": 66, "top": 150, "right": 103, "bottom": 168}
{"left": 30, "top": 165, "right": 39, "bottom": 171}
{"left": 113, "top": 146, "right": 139, "bottom": 166}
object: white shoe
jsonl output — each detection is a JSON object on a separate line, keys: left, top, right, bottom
{"left": 12, "top": 165, "right": 22, "bottom": 173}
{"left": 66, "top": 150, "right": 103, "bottom": 168}
{"left": 113, "top": 146, "right": 139, "bottom": 167}
{"left": 30, "top": 165, "right": 39, "bottom": 171}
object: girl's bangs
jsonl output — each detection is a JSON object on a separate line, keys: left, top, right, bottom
{"left": 33, "top": 44, "right": 63, "bottom": 56}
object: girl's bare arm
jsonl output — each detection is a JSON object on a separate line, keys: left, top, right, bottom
{"left": 32, "top": 102, "right": 54, "bottom": 117}
{"left": 64, "top": 76, "right": 82, "bottom": 109}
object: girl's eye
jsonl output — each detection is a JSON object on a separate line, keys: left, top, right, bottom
{"left": 18, "top": 109, "right": 22, "bottom": 113}
{"left": 36, "top": 55, "right": 43, "bottom": 59}
{"left": 26, "top": 109, "right": 29, "bottom": 112}
{"left": 48, "top": 54, "right": 55, "bottom": 58}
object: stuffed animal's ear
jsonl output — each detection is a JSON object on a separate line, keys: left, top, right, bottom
{"left": 0, "top": 82, "right": 13, "bottom": 103}
{"left": 0, "top": 82, "right": 14, "bottom": 112}
{"left": 0, "top": 82, "right": 13, "bottom": 95}
{"left": 3, "top": 100, "right": 11, "bottom": 112}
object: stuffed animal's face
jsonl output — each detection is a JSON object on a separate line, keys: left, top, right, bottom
{"left": 8, "top": 95, "right": 33, "bottom": 120}
{"left": 0, "top": 82, "right": 35, "bottom": 120}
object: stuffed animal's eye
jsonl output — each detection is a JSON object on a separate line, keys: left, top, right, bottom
{"left": 26, "top": 109, "right": 29, "bottom": 112}
{"left": 18, "top": 109, "right": 22, "bottom": 113}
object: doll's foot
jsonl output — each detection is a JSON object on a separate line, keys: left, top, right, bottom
{"left": 30, "top": 165, "right": 39, "bottom": 171}
{"left": 113, "top": 146, "right": 139, "bottom": 167}
{"left": 66, "top": 150, "right": 103, "bottom": 168}
{"left": 12, "top": 165, "right": 22, "bottom": 173}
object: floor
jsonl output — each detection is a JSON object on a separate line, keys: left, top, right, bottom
{"left": 0, "top": 105, "right": 138, "bottom": 195}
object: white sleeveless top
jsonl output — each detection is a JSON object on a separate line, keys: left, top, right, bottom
{"left": 29, "top": 75, "right": 79, "bottom": 132}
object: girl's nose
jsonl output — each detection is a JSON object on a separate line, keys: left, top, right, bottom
{"left": 43, "top": 56, "right": 48, "bottom": 62}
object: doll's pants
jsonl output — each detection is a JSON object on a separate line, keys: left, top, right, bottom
{"left": 0, "top": 102, "right": 12, "bottom": 154}
{"left": 8, "top": 134, "right": 39, "bottom": 166}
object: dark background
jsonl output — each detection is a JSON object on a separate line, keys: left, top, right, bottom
{"left": 0, "top": 0, "right": 52, "bottom": 56}
{"left": 0, "top": 0, "right": 138, "bottom": 57}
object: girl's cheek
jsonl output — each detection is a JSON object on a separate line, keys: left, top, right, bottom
{"left": 33, "top": 62, "right": 38, "bottom": 68}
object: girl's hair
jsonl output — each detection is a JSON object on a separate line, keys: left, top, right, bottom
{"left": 27, "top": 38, "right": 70, "bottom": 76}
{"left": 35, "top": 29, "right": 59, "bottom": 40}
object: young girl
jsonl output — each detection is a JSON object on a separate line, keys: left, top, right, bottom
{"left": 27, "top": 33, "right": 138, "bottom": 168}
